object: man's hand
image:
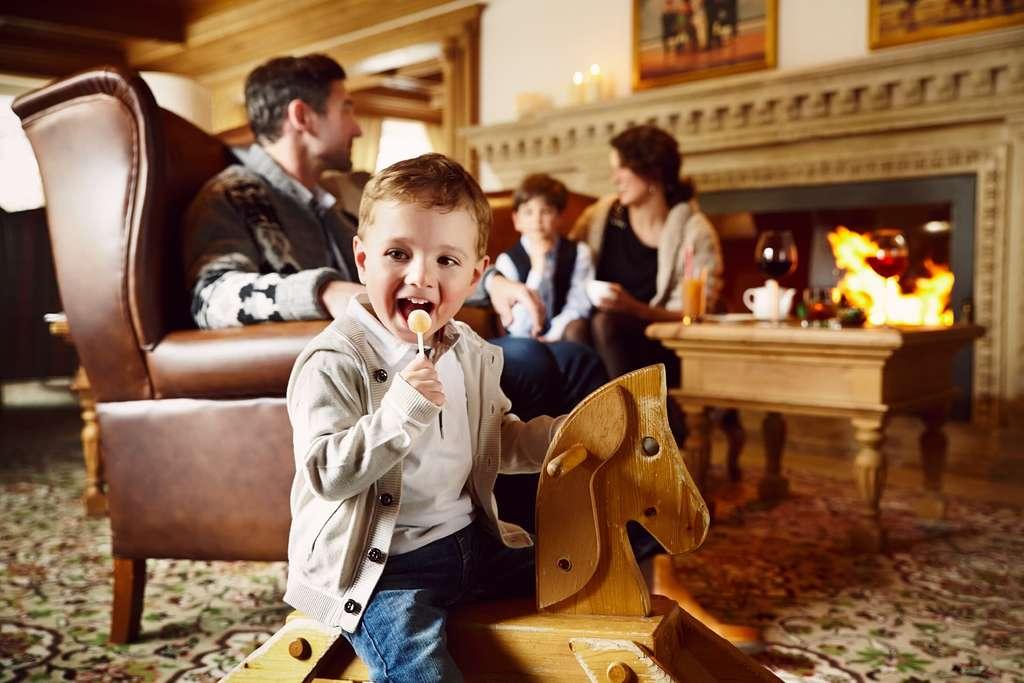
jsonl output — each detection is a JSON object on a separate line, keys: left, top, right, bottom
{"left": 486, "top": 273, "right": 545, "bottom": 336}
{"left": 401, "top": 354, "right": 445, "bottom": 406}
{"left": 592, "top": 281, "right": 642, "bottom": 317}
{"left": 320, "top": 280, "right": 366, "bottom": 319}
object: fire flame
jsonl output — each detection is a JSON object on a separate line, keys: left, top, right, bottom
{"left": 827, "top": 226, "right": 954, "bottom": 327}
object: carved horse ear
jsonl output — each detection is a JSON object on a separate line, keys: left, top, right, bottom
{"left": 536, "top": 383, "right": 630, "bottom": 609}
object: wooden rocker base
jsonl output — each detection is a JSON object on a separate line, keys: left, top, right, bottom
{"left": 221, "top": 596, "right": 778, "bottom": 682}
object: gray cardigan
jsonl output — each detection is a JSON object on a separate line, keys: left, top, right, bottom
{"left": 284, "top": 304, "right": 561, "bottom": 632}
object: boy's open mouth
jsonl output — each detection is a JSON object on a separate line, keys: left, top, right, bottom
{"left": 397, "top": 297, "right": 435, "bottom": 324}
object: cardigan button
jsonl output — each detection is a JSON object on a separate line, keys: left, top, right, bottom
{"left": 373, "top": 368, "right": 388, "bottom": 383}
{"left": 367, "top": 547, "right": 386, "bottom": 563}
{"left": 378, "top": 492, "right": 395, "bottom": 506}
{"left": 344, "top": 599, "right": 361, "bottom": 615}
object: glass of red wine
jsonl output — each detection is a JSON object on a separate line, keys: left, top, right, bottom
{"left": 755, "top": 230, "right": 798, "bottom": 281}
{"left": 866, "top": 228, "right": 908, "bottom": 326}
{"left": 754, "top": 230, "right": 797, "bottom": 322}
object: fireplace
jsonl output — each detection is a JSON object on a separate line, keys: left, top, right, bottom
{"left": 702, "top": 175, "right": 975, "bottom": 418}
{"left": 465, "top": 27, "right": 1024, "bottom": 426}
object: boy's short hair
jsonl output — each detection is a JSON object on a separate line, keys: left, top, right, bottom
{"left": 358, "top": 153, "right": 491, "bottom": 259}
{"left": 245, "top": 54, "right": 347, "bottom": 144}
{"left": 512, "top": 173, "right": 569, "bottom": 213}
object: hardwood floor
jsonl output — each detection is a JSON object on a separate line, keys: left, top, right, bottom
{"left": 710, "top": 410, "right": 1024, "bottom": 507}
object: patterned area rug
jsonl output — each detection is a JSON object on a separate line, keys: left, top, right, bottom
{"left": 1, "top": 409, "right": 1022, "bottom": 682}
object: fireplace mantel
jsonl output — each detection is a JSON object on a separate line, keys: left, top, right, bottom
{"left": 464, "top": 27, "right": 1024, "bottom": 426}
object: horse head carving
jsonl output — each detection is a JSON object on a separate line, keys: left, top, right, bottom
{"left": 535, "top": 364, "right": 709, "bottom": 616}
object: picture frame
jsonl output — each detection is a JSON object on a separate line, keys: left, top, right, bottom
{"left": 870, "top": 0, "right": 1024, "bottom": 49}
{"left": 633, "top": 0, "right": 777, "bottom": 91}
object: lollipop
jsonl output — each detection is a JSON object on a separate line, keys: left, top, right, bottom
{"left": 408, "top": 308, "right": 432, "bottom": 356}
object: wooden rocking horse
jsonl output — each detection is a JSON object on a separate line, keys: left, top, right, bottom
{"left": 222, "top": 365, "right": 780, "bottom": 681}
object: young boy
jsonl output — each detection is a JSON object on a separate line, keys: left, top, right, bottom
{"left": 494, "top": 173, "right": 594, "bottom": 342}
{"left": 284, "top": 154, "right": 562, "bottom": 681}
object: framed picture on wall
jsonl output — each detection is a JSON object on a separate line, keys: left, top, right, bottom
{"left": 870, "top": 0, "right": 1024, "bottom": 49}
{"left": 633, "top": 0, "right": 777, "bottom": 90}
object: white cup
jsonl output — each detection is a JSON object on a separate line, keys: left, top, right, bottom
{"left": 585, "top": 279, "right": 615, "bottom": 306}
{"left": 743, "top": 284, "right": 796, "bottom": 320}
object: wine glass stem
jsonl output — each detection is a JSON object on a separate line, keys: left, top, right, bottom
{"left": 882, "top": 277, "right": 890, "bottom": 326}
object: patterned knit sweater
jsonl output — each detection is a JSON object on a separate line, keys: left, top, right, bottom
{"left": 183, "top": 145, "right": 359, "bottom": 329}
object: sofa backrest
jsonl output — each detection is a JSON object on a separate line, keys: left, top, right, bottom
{"left": 486, "top": 189, "right": 597, "bottom": 262}
{"left": 14, "top": 67, "right": 232, "bottom": 402}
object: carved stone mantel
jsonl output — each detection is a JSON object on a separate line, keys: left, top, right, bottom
{"left": 464, "top": 27, "right": 1024, "bottom": 426}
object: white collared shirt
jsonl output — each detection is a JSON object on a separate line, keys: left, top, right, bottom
{"left": 493, "top": 235, "right": 594, "bottom": 340}
{"left": 347, "top": 297, "right": 474, "bottom": 555}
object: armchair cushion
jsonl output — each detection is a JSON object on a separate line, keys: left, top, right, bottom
{"left": 147, "top": 320, "right": 329, "bottom": 399}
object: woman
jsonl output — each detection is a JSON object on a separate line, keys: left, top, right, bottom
{"left": 570, "top": 125, "right": 758, "bottom": 649}
{"left": 570, "top": 124, "right": 723, "bottom": 380}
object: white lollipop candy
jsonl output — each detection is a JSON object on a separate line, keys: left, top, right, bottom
{"left": 408, "top": 309, "right": 432, "bottom": 356}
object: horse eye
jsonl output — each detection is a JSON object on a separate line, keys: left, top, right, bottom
{"left": 641, "top": 436, "right": 659, "bottom": 456}
{"left": 644, "top": 507, "right": 657, "bottom": 518}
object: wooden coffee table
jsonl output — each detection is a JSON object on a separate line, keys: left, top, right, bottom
{"left": 646, "top": 320, "right": 984, "bottom": 551}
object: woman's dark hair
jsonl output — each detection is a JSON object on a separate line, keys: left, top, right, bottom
{"left": 512, "top": 173, "right": 569, "bottom": 213}
{"left": 610, "top": 124, "right": 695, "bottom": 205}
{"left": 245, "top": 54, "right": 347, "bottom": 143}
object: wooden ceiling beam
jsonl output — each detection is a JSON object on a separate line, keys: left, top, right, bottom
{"left": 0, "top": 1, "right": 185, "bottom": 43}
{"left": 351, "top": 91, "right": 442, "bottom": 125}
{"left": 347, "top": 73, "right": 441, "bottom": 96}
{"left": 127, "top": 0, "right": 452, "bottom": 76}
{"left": 0, "top": 27, "right": 125, "bottom": 78}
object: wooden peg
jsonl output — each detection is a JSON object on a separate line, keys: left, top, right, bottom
{"left": 288, "top": 638, "right": 312, "bottom": 660}
{"left": 546, "top": 444, "right": 589, "bottom": 477}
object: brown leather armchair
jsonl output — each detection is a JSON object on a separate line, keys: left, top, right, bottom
{"left": 13, "top": 67, "right": 326, "bottom": 644}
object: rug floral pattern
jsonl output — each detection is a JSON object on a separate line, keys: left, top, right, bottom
{"left": 1, "top": 411, "right": 1021, "bottom": 682}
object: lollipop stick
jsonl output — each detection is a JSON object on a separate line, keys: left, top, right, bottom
{"left": 408, "top": 309, "right": 432, "bottom": 357}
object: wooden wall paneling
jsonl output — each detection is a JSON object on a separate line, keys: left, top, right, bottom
{"left": 0, "top": 209, "right": 77, "bottom": 380}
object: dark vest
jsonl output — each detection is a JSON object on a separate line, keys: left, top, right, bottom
{"left": 506, "top": 238, "right": 578, "bottom": 324}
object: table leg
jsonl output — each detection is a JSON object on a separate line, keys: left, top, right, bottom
{"left": 719, "top": 409, "right": 745, "bottom": 483}
{"left": 681, "top": 404, "right": 711, "bottom": 493}
{"left": 72, "top": 367, "right": 106, "bottom": 517}
{"left": 916, "top": 405, "right": 949, "bottom": 519}
{"left": 850, "top": 414, "right": 888, "bottom": 552}
{"left": 758, "top": 411, "right": 789, "bottom": 502}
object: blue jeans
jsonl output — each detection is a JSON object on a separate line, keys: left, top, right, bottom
{"left": 344, "top": 519, "right": 662, "bottom": 682}
{"left": 489, "top": 336, "right": 607, "bottom": 421}
{"left": 489, "top": 337, "right": 608, "bottom": 532}
{"left": 344, "top": 519, "right": 533, "bottom": 683}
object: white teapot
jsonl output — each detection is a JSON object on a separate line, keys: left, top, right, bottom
{"left": 743, "top": 283, "right": 795, "bottom": 320}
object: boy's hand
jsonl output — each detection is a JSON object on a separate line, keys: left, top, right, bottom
{"left": 525, "top": 239, "right": 554, "bottom": 274}
{"left": 401, "top": 355, "right": 445, "bottom": 406}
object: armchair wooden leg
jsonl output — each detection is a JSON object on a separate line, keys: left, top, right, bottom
{"left": 110, "top": 557, "right": 146, "bottom": 644}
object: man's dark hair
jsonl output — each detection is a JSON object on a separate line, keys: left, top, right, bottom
{"left": 512, "top": 173, "right": 569, "bottom": 213}
{"left": 244, "top": 54, "right": 347, "bottom": 143}
{"left": 610, "top": 124, "right": 695, "bottom": 205}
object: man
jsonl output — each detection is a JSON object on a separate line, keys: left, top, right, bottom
{"left": 183, "top": 54, "right": 606, "bottom": 457}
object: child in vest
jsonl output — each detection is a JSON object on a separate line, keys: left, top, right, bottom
{"left": 284, "top": 154, "right": 563, "bottom": 681}
{"left": 493, "top": 173, "right": 594, "bottom": 342}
